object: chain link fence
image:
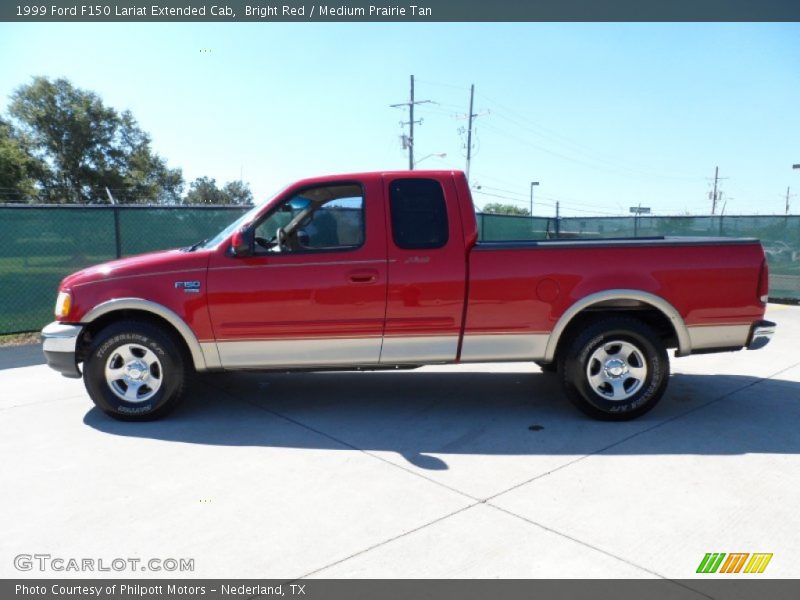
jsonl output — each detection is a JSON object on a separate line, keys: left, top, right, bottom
{"left": 1, "top": 207, "right": 798, "bottom": 334}
{"left": 0, "top": 205, "right": 248, "bottom": 334}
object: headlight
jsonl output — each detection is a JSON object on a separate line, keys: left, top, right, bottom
{"left": 54, "top": 291, "right": 72, "bottom": 319}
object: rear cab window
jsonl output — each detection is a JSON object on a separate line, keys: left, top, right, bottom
{"left": 389, "top": 178, "right": 449, "bottom": 249}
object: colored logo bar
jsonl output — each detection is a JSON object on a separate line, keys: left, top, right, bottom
{"left": 696, "top": 553, "right": 773, "bottom": 574}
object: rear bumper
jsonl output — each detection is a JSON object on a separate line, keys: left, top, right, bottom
{"left": 747, "top": 320, "right": 776, "bottom": 351}
{"left": 41, "top": 321, "right": 82, "bottom": 378}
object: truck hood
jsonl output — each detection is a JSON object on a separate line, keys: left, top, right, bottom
{"left": 60, "top": 249, "right": 210, "bottom": 290}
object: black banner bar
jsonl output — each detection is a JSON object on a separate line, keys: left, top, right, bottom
{"left": 5, "top": 580, "right": 800, "bottom": 600}
{"left": 3, "top": 0, "right": 800, "bottom": 22}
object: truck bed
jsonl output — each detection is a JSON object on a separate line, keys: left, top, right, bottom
{"left": 475, "top": 236, "right": 760, "bottom": 250}
{"left": 462, "top": 235, "right": 766, "bottom": 363}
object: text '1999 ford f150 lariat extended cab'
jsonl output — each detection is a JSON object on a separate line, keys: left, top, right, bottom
{"left": 41, "top": 170, "right": 776, "bottom": 421}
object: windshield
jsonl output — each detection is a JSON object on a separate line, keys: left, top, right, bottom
{"left": 197, "top": 189, "right": 280, "bottom": 250}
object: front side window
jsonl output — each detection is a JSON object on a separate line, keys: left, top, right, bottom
{"left": 389, "top": 178, "right": 449, "bottom": 249}
{"left": 253, "top": 184, "right": 364, "bottom": 253}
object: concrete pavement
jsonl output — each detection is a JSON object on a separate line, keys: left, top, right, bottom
{"left": 0, "top": 304, "right": 798, "bottom": 580}
{"left": 0, "top": 341, "right": 43, "bottom": 370}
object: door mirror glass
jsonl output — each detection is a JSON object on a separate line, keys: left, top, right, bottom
{"left": 230, "top": 227, "right": 253, "bottom": 257}
{"left": 282, "top": 197, "right": 312, "bottom": 212}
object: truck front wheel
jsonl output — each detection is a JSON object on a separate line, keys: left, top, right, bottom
{"left": 558, "top": 317, "right": 669, "bottom": 420}
{"left": 83, "top": 320, "right": 186, "bottom": 421}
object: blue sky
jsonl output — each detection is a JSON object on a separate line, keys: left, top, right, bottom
{"left": 0, "top": 22, "right": 798, "bottom": 216}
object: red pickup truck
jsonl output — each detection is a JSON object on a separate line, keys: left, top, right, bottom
{"left": 42, "top": 170, "right": 775, "bottom": 421}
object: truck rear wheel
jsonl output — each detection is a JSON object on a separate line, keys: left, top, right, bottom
{"left": 558, "top": 317, "right": 669, "bottom": 420}
{"left": 83, "top": 320, "right": 186, "bottom": 421}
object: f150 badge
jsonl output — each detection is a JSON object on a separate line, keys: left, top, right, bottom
{"left": 175, "top": 280, "right": 201, "bottom": 293}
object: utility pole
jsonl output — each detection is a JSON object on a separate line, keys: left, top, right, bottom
{"left": 711, "top": 166, "right": 719, "bottom": 215}
{"left": 457, "top": 84, "right": 488, "bottom": 181}
{"left": 529, "top": 181, "right": 539, "bottom": 216}
{"left": 708, "top": 166, "right": 728, "bottom": 215}
{"left": 390, "top": 75, "right": 432, "bottom": 170}
{"left": 409, "top": 75, "right": 417, "bottom": 170}
{"left": 466, "top": 84, "right": 475, "bottom": 180}
{"left": 105, "top": 187, "right": 122, "bottom": 259}
{"left": 719, "top": 196, "right": 730, "bottom": 235}
{"left": 787, "top": 186, "right": 792, "bottom": 215}
{"left": 555, "top": 201, "right": 560, "bottom": 237}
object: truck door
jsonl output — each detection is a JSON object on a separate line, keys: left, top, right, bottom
{"left": 206, "top": 179, "right": 388, "bottom": 368}
{"left": 380, "top": 174, "right": 467, "bottom": 363}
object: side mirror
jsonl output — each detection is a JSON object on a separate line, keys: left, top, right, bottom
{"left": 282, "top": 197, "right": 312, "bottom": 212}
{"left": 230, "top": 227, "right": 253, "bottom": 257}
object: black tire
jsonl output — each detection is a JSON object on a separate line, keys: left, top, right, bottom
{"left": 534, "top": 360, "right": 558, "bottom": 374}
{"left": 558, "top": 316, "right": 669, "bottom": 421}
{"left": 83, "top": 320, "right": 186, "bottom": 421}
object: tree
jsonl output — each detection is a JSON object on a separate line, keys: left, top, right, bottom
{"left": 184, "top": 177, "right": 225, "bottom": 205}
{"left": 221, "top": 180, "right": 254, "bottom": 205}
{"left": 184, "top": 177, "right": 253, "bottom": 205}
{"left": 0, "top": 118, "right": 43, "bottom": 202}
{"left": 7, "top": 77, "right": 183, "bottom": 203}
{"left": 222, "top": 179, "right": 253, "bottom": 205}
{"left": 482, "top": 202, "right": 530, "bottom": 216}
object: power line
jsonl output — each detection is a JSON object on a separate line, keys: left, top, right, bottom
{"left": 472, "top": 184, "right": 529, "bottom": 198}
{"left": 479, "top": 122, "right": 626, "bottom": 173}
{"left": 476, "top": 92, "right": 705, "bottom": 182}
{"left": 414, "top": 78, "right": 471, "bottom": 91}
{"left": 472, "top": 189, "right": 554, "bottom": 207}
{"left": 412, "top": 80, "right": 706, "bottom": 184}
{"left": 415, "top": 107, "right": 458, "bottom": 118}
{"left": 471, "top": 188, "right": 624, "bottom": 216}
{"left": 471, "top": 182, "right": 628, "bottom": 213}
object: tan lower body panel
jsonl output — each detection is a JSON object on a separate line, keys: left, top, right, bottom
{"left": 459, "top": 333, "right": 549, "bottom": 362}
{"left": 211, "top": 334, "right": 535, "bottom": 368}
{"left": 204, "top": 325, "right": 746, "bottom": 370}
{"left": 687, "top": 324, "right": 751, "bottom": 350}
{"left": 379, "top": 335, "right": 459, "bottom": 363}
{"left": 214, "top": 337, "right": 382, "bottom": 369}
{"left": 199, "top": 342, "right": 222, "bottom": 370}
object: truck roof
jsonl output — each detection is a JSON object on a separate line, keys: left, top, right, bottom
{"left": 291, "top": 170, "right": 466, "bottom": 187}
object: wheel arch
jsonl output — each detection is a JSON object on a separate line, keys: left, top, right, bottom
{"left": 79, "top": 298, "right": 209, "bottom": 371}
{"left": 544, "top": 289, "right": 690, "bottom": 363}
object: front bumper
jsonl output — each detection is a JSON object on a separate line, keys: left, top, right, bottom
{"left": 747, "top": 319, "right": 776, "bottom": 351}
{"left": 41, "top": 321, "right": 83, "bottom": 378}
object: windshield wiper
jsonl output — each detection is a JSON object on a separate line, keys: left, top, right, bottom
{"left": 184, "top": 239, "right": 208, "bottom": 252}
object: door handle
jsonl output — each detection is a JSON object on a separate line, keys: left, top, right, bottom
{"left": 347, "top": 269, "right": 379, "bottom": 284}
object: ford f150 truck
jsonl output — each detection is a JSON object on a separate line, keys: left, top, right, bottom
{"left": 41, "top": 170, "right": 776, "bottom": 421}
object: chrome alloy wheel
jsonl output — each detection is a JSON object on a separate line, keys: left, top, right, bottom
{"left": 104, "top": 343, "right": 163, "bottom": 403}
{"left": 585, "top": 340, "right": 648, "bottom": 401}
